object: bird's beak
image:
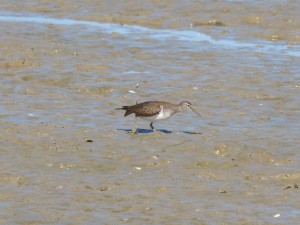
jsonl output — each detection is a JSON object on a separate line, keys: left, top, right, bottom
{"left": 190, "top": 106, "right": 201, "bottom": 117}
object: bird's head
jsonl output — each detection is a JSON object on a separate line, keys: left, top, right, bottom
{"left": 178, "top": 101, "right": 201, "bottom": 117}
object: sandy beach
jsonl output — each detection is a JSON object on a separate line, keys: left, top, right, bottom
{"left": 0, "top": 1, "right": 299, "bottom": 224}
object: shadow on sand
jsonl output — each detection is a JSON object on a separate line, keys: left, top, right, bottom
{"left": 116, "top": 129, "right": 201, "bottom": 135}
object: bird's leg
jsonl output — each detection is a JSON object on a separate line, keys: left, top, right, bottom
{"left": 150, "top": 122, "right": 156, "bottom": 132}
{"left": 129, "top": 115, "right": 138, "bottom": 134}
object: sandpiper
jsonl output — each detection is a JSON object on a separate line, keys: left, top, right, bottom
{"left": 116, "top": 101, "right": 201, "bottom": 134}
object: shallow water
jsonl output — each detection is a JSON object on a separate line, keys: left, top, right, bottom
{"left": 0, "top": 1, "right": 300, "bottom": 224}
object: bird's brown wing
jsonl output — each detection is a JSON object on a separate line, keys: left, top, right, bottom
{"left": 131, "top": 101, "right": 162, "bottom": 117}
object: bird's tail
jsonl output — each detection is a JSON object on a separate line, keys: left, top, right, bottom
{"left": 115, "top": 106, "right": 130, "bottom": 110}
{"left": 115, "top": 106, "right": 133, "bottom": 117}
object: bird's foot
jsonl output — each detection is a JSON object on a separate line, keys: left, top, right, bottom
{"left": 152, "top": 129, "right": 165, "bottom": 134}
{"left": 128, "top": 128, "right": 138, "bottom": 135}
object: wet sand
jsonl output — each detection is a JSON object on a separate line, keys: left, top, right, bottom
{"left": 1, "top": 1, "right": 300, "bottom": 224}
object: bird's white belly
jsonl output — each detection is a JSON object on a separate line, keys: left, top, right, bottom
{"left": 140, "top": 107, "right": 172, "bottom": 122}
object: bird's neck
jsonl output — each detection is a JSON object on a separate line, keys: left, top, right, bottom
{"left": 176, "top": 104, "right": 184, "bottom": 112}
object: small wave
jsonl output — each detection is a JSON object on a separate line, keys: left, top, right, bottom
{"left": 0, "top": 14, "right": 299, "bottom": 57}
